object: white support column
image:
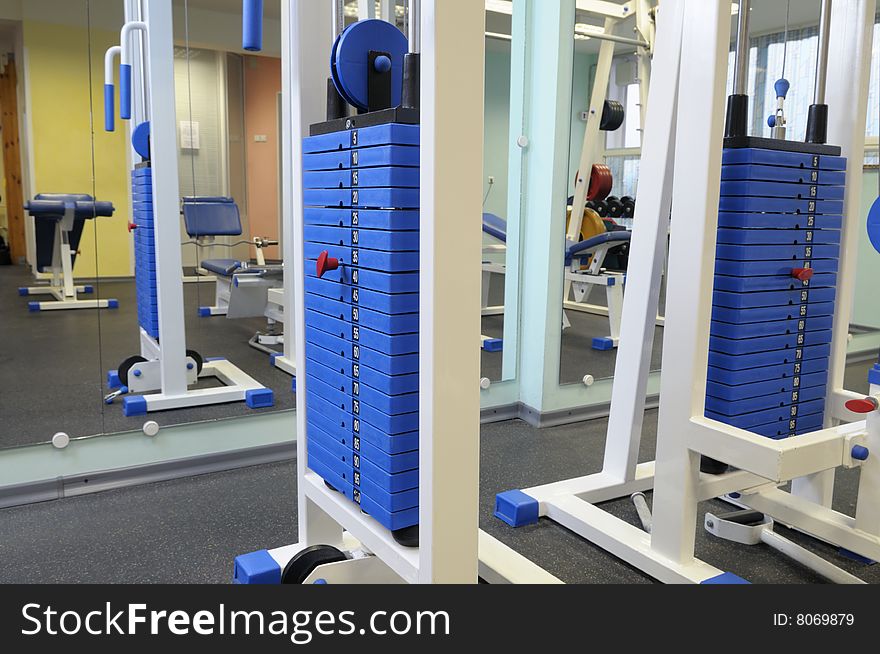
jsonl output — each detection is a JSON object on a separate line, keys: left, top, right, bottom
{"left": 651, "top": 0, "right": 731, "bottom": 566}
{"left": 795, "top": 0, "right": 877, "bottom": 507}
{"left": 143, "top": 0, "right": 187, "bottom": 396}
{"left": 287, "top": 0, "right": 342, "bottom": 547}
{"left": 359, "top": 0, "right": 374, "bottom": 21}
{"left": 380, "top": 0, "right": 395, "bottom": 23}
{"left": 418, "top": 0, "right": 484, "bottom": 583}
{"left": 567, "top": 18, "right": 617, "bottom": 248}
{"left": 602, "top": 0, "right": 684, "bottom": 482}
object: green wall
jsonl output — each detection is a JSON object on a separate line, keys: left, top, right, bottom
{"left": 483, "top": 42, "right": 598, "bottom": 219}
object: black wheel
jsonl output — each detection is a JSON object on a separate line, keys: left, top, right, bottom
{"left": 600, "top": 100, "right": 625, "bottom": 131}
{"left": 118, "top": 356, "right": 148, "bottom": 387}
{"left": 281, "top": 545, "right": 347, "bottom": 584}
{"left": 186, "top": 349, "right": 204, "bottom": 375}
{"left": 392, "top": 525, "right": 419, "bottom": 548}
{"left": 700, "top": 456, "right": 729, "bottom": 475}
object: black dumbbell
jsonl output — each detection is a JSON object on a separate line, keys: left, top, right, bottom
{"left": 605, "top": 196, "right": 625, "bottom": 218}
{"left": 585, "top": 200, "right": 597, "bottom": 212}
{"left": 621, "top": 196, "right": 636, "bottom": 218}
{"left": 593, "top": 200, "right": 609, "bottom": 217}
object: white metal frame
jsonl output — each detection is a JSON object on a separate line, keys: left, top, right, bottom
{"left": 259, "top": 0, "right": 558, "bottom": 585}
{"left": 500, "top": 0, "right": 880, "bottom": 584}
{"left": 103, "top": 0, "right": 271, "bottom": 415}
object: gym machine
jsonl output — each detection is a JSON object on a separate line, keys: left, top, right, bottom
{"left": 234, "top": 0, "right": 556, "bottom": 585}
{"left": 101, "top": 0, "right": 274, "bottom": 417}
{"left": 19, "top": 195, "right": 119, "bottom": 312}
{"left": 495, "top": 0, "right": 880, "bottom": 583}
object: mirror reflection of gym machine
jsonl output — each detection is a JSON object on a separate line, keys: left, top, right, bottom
{"left": 101, "top": 1, "right": 274, "bottom": 417}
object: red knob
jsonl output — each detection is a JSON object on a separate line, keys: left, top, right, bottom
{"left": 316, "top": 251, "right": 340, "bottom": 278}
{"left": 791, "top": 267, "right": 814, "bottom": 282}
{"left": 846, "top": 398, "right": 879, "bottom": 414}
{"left": 128, "top": 222, "right": 138, "bottom": 233}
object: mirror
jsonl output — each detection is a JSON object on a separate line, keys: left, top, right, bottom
{"left": 0, "top": 1, "right": 105, "bottom": 450}
{"left": 558, "top": 5, "right": 662, "bottom": 387}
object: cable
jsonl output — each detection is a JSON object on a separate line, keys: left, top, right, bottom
{"left": 483, "top": 182, "right": 493, "bottom": 208}
{"left": 781, "top": 0, "right": 791, "bottom": 78}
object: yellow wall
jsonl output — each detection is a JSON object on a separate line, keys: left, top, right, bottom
{"left": 25, "top": 20, "right": 130, "bottom": 278}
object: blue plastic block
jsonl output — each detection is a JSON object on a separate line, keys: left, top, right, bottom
{"left": 107, "top": 370, "right": 122, "bottom": 390}
{"left": 270, "top": 352, "right": 280, "bottom": 366}
{"left": 122, "top": 395, "right": 148, "bottom": 417}
{"left": 291, "top": 376, "right": 297, "bottom": 393}
{"left": 108, "top": 299, "right": 119, "bottom": 309}
{"left": 838, "top": 548, "right": 876, "bottom": 565}
{"left": 869, "top": 364, "right": 880, "bottom": 387}
{"left": 199, "top": 307, "right": 212, "bottom": 317}
{"left": 205, "top": 357, "right": 226, "bottom": 362}
{"left": 18, "top": 287, "right": 28, "bottom": 296}
{"left": 84, "top": 285, "right": 95, "bottom": 294}
{"left": 606, "top": 277, "right": 616, "bottom": 287}
{"left": 592, "top": 337, "right": 615, "bottom": 351}
{"left": 233, "top": 550, "right": 281, "bottom": 585}
{"left": 28, "top": 302, "right": 41, "bottom": 312}
{"left": 494, "top": 490, "right": 540, "bottom": 527}
{"left": 483, "top": 338, "right": 504, "bottom": 353}
{"left": 701, "top": 572, "right": 750, "bottom": 585}
{"left": 246, "top": 388, "right": 275, "bottom": 409}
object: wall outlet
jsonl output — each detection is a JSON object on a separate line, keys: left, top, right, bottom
{"left": 254, "top": 134, "right": 268, "bottom": 143}
{"left": 488, "top": 176, "right": 495, "bottom": 185}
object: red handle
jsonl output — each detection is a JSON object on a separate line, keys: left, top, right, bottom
{"left": 316, "top": 250, "right": 340, "bottom": 278}
{"left": 128, "top": 222, "right": 138, "bottom": 233}
{"left": 845, "top": 398, "right": 879, "bottom": 414}
{"left": 791, "top": 267, "right": 814, "bottom": 282}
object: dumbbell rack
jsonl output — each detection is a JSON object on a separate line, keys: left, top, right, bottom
{"left": 302, "top": 120, "right": 422, "bottom": 545}
{"left": 705, "top": 146, "right": 847, "bottom": 444}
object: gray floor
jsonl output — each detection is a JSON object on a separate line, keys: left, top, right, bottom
{"left": 1, "top": 371, "right": 878, "bottom": 584}
{"left": 0, "top": 264, "right": 295, "bottom": 449}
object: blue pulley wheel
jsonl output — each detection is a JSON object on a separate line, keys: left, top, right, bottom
{"left": 132, "top": 121, "right": 151, "bottom": 160}
{"left": 868, "top": 197, "right": 880, "bottom": 254}
{"left": 334, "top": 19, "right": 408, "bottom": 111}
{"left": 330, "top": 32, "right": 358, "bottom": 108}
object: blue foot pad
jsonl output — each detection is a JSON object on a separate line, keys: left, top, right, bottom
{"left": 122, "top": 395, "right": 148, "bottom": 417}
{"left": 483, "top": 338, "right": 503, "bottom": 353}
{"left": 108, "top": 299, "right": 119, "bottom": 309}
{"left": 838, "top": 548, "right": 876, "bottom": 565}
{"left": 28, "top": 302, "right": 40, "bottom": 312}
{"left": 291, "top": 377, "right": 297, "bottom": 393}
{"left": 233, "top": 550, "right": 281, "bottom": 585}
{"left": 701, "top": 572, "right": 750, "bottom": 585}
{"left": 18, "top": 287, "right": 28, "bottom": 296}
{"left": 869, "top": 364, "right": 880, "bottom": 387}
{"left": 199, "top": 307, "right": 212, "bottom": 317}
{"left": 592, "top": 337, "right": 615, "bottom": 351}
{"left": 494, "top": 489, "right": 540, "bottom": 527}
{"left": 84, "top": 285, "right": 95, "bottom": 294}
{"left": 107, "top": 370, "right": 122, "bottom": 390}
{"left": 270, "top": 353, "right": 280, "bottom": 366}
{"left": 204, "top": 357, "right": 226, "bottom": 362}
{"left": 246, "top": 388, "right": 275, "bottom": 409}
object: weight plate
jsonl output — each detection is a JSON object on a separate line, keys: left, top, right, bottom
{"left": 335, "top": 19, "right": 408, "bottom": 111}
{"left": 330, "top": 31, "right": 358, "bottom": 108}
{"left": 868, "top": 198, "right": 880, "bottom": 254}
{"left": 600, "top": 100, "right": 625, "bottom": 132}
{"left": 186, "top": 349, "right": 204, "bottom": 375}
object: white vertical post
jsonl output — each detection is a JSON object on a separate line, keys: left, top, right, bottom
{"left": 359, "top": 0, "right": 374, "bottom": 21}
{"left": 651, "top": 0, "right": 731, "bottom": 565}
{"left": 602, "top": 0, "right": 684, "bottom": 481}
{"left": 418, "top": 0, "right": 484, "bottom": 583}
{"left": 287, "top": 0, "right": 342, "bottom": 546}
{"left": 795, "top": 0, "right": 877, "bottom": 507}
{"left": 143, "top": 0, "right": 187, "bottom": 396}
{"left": 380, "top": 0, "right": 395, "bottom": 23}
{"left": 566, "top": 18, "right": 617, "bottom": 248}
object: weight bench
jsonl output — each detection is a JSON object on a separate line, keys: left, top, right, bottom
{"left": 481, "top": 212, "right": 633, "bottom": 351}
{"left": 181, "top": 197, "right": 281, "bottom": 318}
{"left": 20, "top": 194, "right": 119, "bottom": 312}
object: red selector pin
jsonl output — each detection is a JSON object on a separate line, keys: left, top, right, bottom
{"left": 317, "top": 250, "right": 340, "bottom": 278}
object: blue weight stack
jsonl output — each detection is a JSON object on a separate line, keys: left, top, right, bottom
{"left": 707, "top": 148, "right": 847, "bottom": 440}
{"left": 302, "top": 122, "right": 420, "bottom": 535}
{"left": 132, "top": 166, "right": 159, "bottom": 339}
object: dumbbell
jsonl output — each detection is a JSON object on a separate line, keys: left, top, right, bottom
{"left": 621, "top": 196, "right": 636, "bottom": 218}
{"left": 593, "top": 200, "right": 609, "bottom": 217}
{"left": 605, "top": 196, "right": 625, "bottom": 219}
{"left": 585, "top": 200, "right": 597, "bottom": 212}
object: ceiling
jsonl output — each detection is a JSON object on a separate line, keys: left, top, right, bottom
{"left": 174, "top": 1, "right": 828, "bottom": 50}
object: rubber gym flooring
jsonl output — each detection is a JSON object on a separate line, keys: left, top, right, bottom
{"left": 0, "top": 359, "right": 876, "bottom": 584}
{"left": 0, "top": 264, "right": 295, "bottom": 449}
